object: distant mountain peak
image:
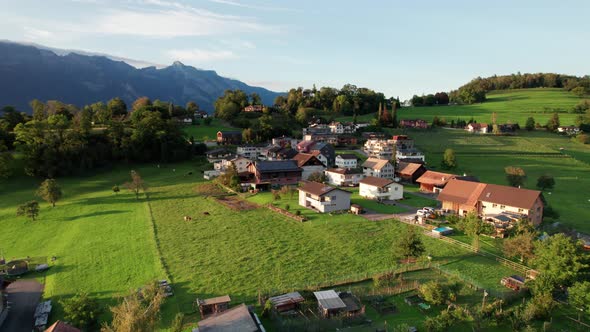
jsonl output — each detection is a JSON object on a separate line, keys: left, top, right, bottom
{"left": 172, "top": 60, "right": 185, "bottom": 67}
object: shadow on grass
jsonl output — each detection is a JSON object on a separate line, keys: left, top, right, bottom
{"left": 61, "top": 210, "right": 128, "bottom": 221}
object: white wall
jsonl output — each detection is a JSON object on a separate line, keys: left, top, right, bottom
{"left": 335, "top": 157, "right": 357, "bottom": 169}
{"left": 299, "top": 189, "right": 351, "bottom": 213}
{"left": 359, "top": 182, "right": 403, "bottom": 200}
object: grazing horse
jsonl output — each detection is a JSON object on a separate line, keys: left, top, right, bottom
{"left": 183, "top": 216, "right": 192, "bottom": 222}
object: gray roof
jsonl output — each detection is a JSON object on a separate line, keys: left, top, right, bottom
{"left": 269, "top": 292, "right": 304, "bottom": 307}
{"left": 314, "top": 290, "right": 346, "bottom": 310}
{"left": 255, "top": 160, "right": 301, "bottom": 172}
{"left": 197, "top": 304, "right": 260, "bottom": 332}
{"left": 337, "top": 154, "right": 357, "bottom": 160}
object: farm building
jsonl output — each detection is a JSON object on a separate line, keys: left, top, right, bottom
{"left": 362, "top": 158, "right": 395, "bottom": 179}
{"left": 291, "top": 153, "right": 326, "bottom": 180}
{"left": 438, "top": 179, "right": 487, "bottom": 216}
{"left": 245, "top": 160, "right": 302, "bottom": 190}
{"left": 197, "top": 303, "right": 265, "bottom": 332}
{"left": 217, "top": 131, "right": 242, "bottom": 145}
{"left": 335, "top": 154, "right": 358, "bottom": 169}
{"left": 399, "top": 119, "right": 428, "bottom": 129}
{"left": 557, "top": 126, "right": 580, "bottom": 135}
{"left": 415, "top": 171, "right": 457, "bottom": 193}
{"left": 268, "top": 292, "right": 305, "bottom": 313}
{"left": 298, "top": 181, "right": 352, "bottom": 213}
{"left": 44, "top": 320, "right": 81, "bottom": 332}
{"left": 466, "top": 123, "right": 489, "bottom": 134}
{"left": 359, "top": 176, "right": 403, "bottom": 201}
{"left": 197, "top": 295, "right": 231, "bottom": 318}
{"left": 324, "top": 168, "right": 364, "bottom": 187}
{"left": 313, "top": 290, "right": 364, "bottom": 318}
{"left": 396, "top": 162, "right": 426, "bottom": 183}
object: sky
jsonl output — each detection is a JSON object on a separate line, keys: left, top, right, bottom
{"left": 1, "top": 0, "right": 589, "bottom": 99}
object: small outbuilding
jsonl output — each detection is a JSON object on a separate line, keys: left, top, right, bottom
{"left": 197, "top": 295, "right": 231, "bottom": 318}
{"left": 196, "top": 303, "right": 265, "bottom": 332}
{"left": 268, "top": 292, "right": 305, "bottom": 313}
{"left": 314, "top": 290, "right": 347, "bottom": 318}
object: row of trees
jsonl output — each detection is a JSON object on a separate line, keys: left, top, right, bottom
{"left": 410, "top": 92, "right": 450, "bottom": 106}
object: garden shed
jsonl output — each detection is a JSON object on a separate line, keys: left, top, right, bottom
{"left": 268, "top": 292, "right": 305, "bottom": 313}
{"left": 197, "top": 295, "right": 231, "bottom": 318}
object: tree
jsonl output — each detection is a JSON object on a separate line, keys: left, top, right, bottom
{"left": 503, "top": 232, "right": 535, "bottom": 263}
{"left": 186, "top": 101, "right": 199, "bottom": 114}
{"left": 572, "top": 86, "right": 587, "bottom": 97}
{"left": 536, "top": 174, "right": 555, "bottom": 191}
{"left": 441, "top": 148, "right": 457, "bottom": 169}
{"left": 391, "top": 101, "right": 398, "bottom": 128}
{"left": 112, "top": 185, "right": 120, "bottom": 195}
{"left": 505, "top": 166, "right": 526, "bottom": 187}
{"left": 16, "top": 201, "right": 40, "bottom": 221}
{"left": 124, "top": 170, "right": 147, "bottom": 199}
{"left": 101, "top": 281, "right": 164, "bottom": 332}
{"left": 203, "top": 117, "right": 212, "bottom": 126}
{"left": 458, "top": 212, "right": 494, "bottom": 252}
{"left": 77, "top": 105, "right": 93, "bottom": 135}
{"left": 170, "top": 313, "right": 185, "bottom": 332}
{"left": 546, "top": 112, "right": 560, "bottom": 132}
{"left": 60, "top": 292, "right": 101, "bottom": 329}
{"left": 394, "top": 227, "right": 425, "bottom": 262}
{"left": 250, "top": 93, "right": 262, "bottom": 105}
{"left": 419, "top": 281, "right": 447, "bottom": 305}
{"left": 531, "top": 233, "right": 587, "bottom": 294}
{"left": 307, "top": 171, "right": 327, "bottom": 183}
{"left": 36, "top": 179, "right": 62, "bottom": 207}
{"left": 108, "top": 97, "right": 127, "bottom": 117}
{"left": 132, "top": 97, "right": 151, "bottom": 112}
{"left": 30, "top": 99, "right": 46, "bottom": 121}
{"left": 0, "top": 142, "right": 12, "bottom": 179}
{"left": 569, "top": 281, "right": 590, "bottom": 312}
{"left": 525, "top": 117, "right": 535, "bottom": 131}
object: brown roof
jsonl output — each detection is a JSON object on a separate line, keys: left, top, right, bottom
{"left": 45, "top": 321, "right": 81, "bottom": 332}
{"left": 416, "top": 171, "right": 457, "bottom": 186}
{"left": 397, "top": 162, "right": 424, "bottom": 176}
{"left": 201, "top": 295, "right": 231, "bottom": 305}
{"left": 362, "top": 158, "right": 392, "bottom": 171}
{"left": 359, "top": 176, "right": 395, "bottom": 188}
{"left": 298, "top": 181, "right": 351, "bottom": 197}
{"left": 292, "top": 153, "right": 323, "bottom": 167}
{"left": 198, "top": 304, "right": 260, "bottom": 332}
{"left": 478, "top": 184, "right": 542, "bottom": 210}
{"left": 437, "top": 179, "right": 487, "bottom": 207}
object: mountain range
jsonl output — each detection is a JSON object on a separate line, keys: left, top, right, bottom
{"left": 0, "top": 41, "right": 282, "bottom": 113}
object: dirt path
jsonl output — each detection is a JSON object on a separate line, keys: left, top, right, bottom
{"left": 3, "top": 279, "right": 44, "bottom": 332}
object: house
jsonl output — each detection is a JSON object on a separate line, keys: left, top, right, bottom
{"left": 479, "top": 184, "right": 544, "bottom": 226}
{"left": 291, "top": 153, "right": 326, "bottom": 180}
{"left": 359, "top": 176, "right": 403, "bottom": 201}
{"left": 268, "top": 292, "right": 305, "bottom": 313}
{"left": 466, "top": 123, "right": 489, "bottom": 134}
{"left": 217, "top": 131, "right": 242, "bottom": 145}
{"left": 396, "top": 162, "right": 426, "bottom": 183}
{"left": 197, "top": 295, "right": 231, "bottom": 318}
{"left": 363, "top": 139, "right": 394, "bottom": 160}
{"left": 391, "top": 135, "right": 415, "bottom": 150}
{"left": 197, "top": 303, "right": 265, "bottom": 332}
{"left": 362, "top": 158, "right": 395, "bottom": 179}
{"left": 261, "top": 146, "right": 298, "bottom": 161}
{"left": 335, "top": 154, "right": 358, "bottom": 169}
{"left": 302, "top": 124, "right": 331, "bottom": 135}
{"left": 246, "top": 160, "right": 302, "bottom": 189}
{"left": 497, "top": 123, "right": 519, "bottom": 134}
{"left": 174, "top": 117, "right": 193, "bottom": 124}
{"left": 243, "top": 105, "right": 264, "bottom": 112}
{"left": 206, "top": 148, "right": 234, "bottom": 163}
{"left": 557, "top": 126, "right": 581, "bottom": 135}
{"left": 271, "top": 136, "right": 298, "bottom": 148}
{"left": 437, "top": 179, "right": 544, "bottom": 226}
{"left": 44, "top": 321, "right": 81, "bottom": 332}
{"left": 361, "top": 132, "right": 386, "bottom": 139}
{"left": 298, "top": 181, "right": 351, "bottom": 213}
{"left": 237, "top": 144, "right": 266, "bottom": 159}
{"left": 296, "top": 140, "right": 316, "bottom": 153}
{"left": 328, "top": 121, "right": 356, "bottom": 134}
{"left": 325, "top": 168, "right": 365, "bottom": 186}
{"left": 313, "top": 290, "right": 364, "bottom": 318}
{"left": 227, "top": 156, "right": 252, "bottom": 173}
{"left": 311, "top": 142, "right": 336, "bottom": 167}
{"left": 194, "top": 110, "right": 209, "bottom": 118}
{"left": 400, "top": 119, "right": 428, "bottom": 129}
{"left": 396, "top": 148, "right": 425, "bottom": 163}
{"left": 416, "top": 171, "right": 457, "bottom": 193}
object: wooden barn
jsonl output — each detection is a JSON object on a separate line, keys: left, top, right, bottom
{"left": 268, "top": 292, "right": 305, "bottom": 313}
{"left": 197, "top": 295, "right": 231, "bottom": 318}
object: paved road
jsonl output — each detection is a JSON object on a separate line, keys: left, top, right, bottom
{"left": 2, "top": 280, "right": 43, "bottom": 332}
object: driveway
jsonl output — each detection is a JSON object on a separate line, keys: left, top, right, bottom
{"left": 2, "top": 280, "right": 44, "bottom": 332}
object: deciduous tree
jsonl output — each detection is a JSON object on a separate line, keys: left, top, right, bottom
{"left": 568, "top": 281, "right": 590, "bottom": 312}
{"left": 124, "top": 170, "right": 147, "bottom": 199}
{"left": 503, "top": 232, "right": 536, "bottom": 263}
{"left": 36, "top": 179, "right": 62, "bottom": 207}
{"left": 0, "top": 142, "right": 12, "bottom": 179}
{"left": 546, "top": 112, "right": 560, "bottom": 132}
{"left": 307, "top": 171, "right": 327, "bottom": 183}
{"left": 394, "top": 226, "right": 425, "bottom": 262}
{"left": 60, "top": 292, "right": 101, "bottom": 329}
{"left": 525, "top": 117, "right": 535, "bottom": 131}
{"left": 505, "top": 166, "right": 526, "bottom": 187}
{"left": 16, "top": 200, "right": 40, "bottom": 221}
{"left": 441, "top": 148, "right": 457, "bottom": 169}
{"left": 458, "top": 212, "right": 494, "bottom": 252}
{"left": 536, "top": 174, "right": 555, "bottom": 191}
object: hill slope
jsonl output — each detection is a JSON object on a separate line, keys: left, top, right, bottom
{"left": 0, "top": 41, "right": 281, "bottom": 112}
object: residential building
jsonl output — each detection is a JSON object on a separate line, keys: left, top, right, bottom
{"left": 298, "top": 181, "right": 351, "bottom": 213}
{"left": 220, "top": 156, "right": 251, "bottom": 173}
{"left": 261, "top": 146, "right": 298, "bottom": 161}
{"left": 362, "top": 158, "right": 395, "bottom": 179}
{"left": 391, "top": 135, "right": 415, "bottom": 150}
{"left": 396, "top": 148, "right": 425, "bottom": 163}
{"left": 335, "top": 154, "right": 358, "bottom": 169}
{"left": 206, "top": 148, "right": 234, "bottom": 163}
{"left": 415, "top": 170, "right": 457, "bottom": 193}
{"left": 396, "top": 162, "right": 426, "bottom": 183}
{"left": 246, "top": 160, "right": 302, "bottom": 189}
{"left": 217, "top": 131, "right": 242, "bottom": 145}
{"left": 194, "top": 110, "right": 209, "bottom": 118}
{"left": 361, "top": 132, "right": 386, "bottom": 139}
{"left": 271, "top": 136, "right": 298, "bottom": 148}
{"left": 466, "top": 123, "right": 489, "bottom": 134}
{"left": 311, "top": 142, "right": 336, "bottom": 167}
{"left": 400, "top": 119, "right": 429, "bottom": 129}
{"left": 328, "top": 121, "right": 356, "bottom": 134}
{"left": 243, "top": 105, "right": 264, "bottom": 112}
{"left": 197, "top": 303, "right": 265, "bottom": 332}
{"left": 291, "top": 153, "right": 326, "bottom": 180}
{"left": 296, "top": 140, "right": 316, "bottom": 153}
{"left": 363, "top": 139, "right": 394, "bottom": 160}
{"left": 237, "top": 144, "right": 266, "bottom": 159}
{"left": 359, "top": 176, "right": 403, "bottom": 201}
{"left": 302, "top": 124, "right": 331, "bottom": 135}
{"left": 437, "top": 179, "right": 544, "bottom": 225}
{"left": 325, "top": 168, "right": 365, "bottom": 186}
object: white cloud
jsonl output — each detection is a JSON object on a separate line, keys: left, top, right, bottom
{"left": 166, "top": 48, "right": 237, "bottom": 62}
{"left": 207, "top": 0, "right": 297, "bottom": 12}
{"left": 23, "top": 26, "right": 53, "bottom": 40}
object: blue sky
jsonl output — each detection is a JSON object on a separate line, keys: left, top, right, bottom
{"left": 1, "top": 0, "right": 589, "bottom": 99}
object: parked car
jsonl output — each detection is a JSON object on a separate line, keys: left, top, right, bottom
{"left": 416, "top": 209, "right": 434, "bottom": 217}
{"left": 422, "top": 207, "right": 435, "bottom": 213}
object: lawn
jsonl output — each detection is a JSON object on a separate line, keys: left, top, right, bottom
{"left": 182, "top": 118, "right": 236, "bottom": 141}
{"left": 401, "top": 192, "right": 439, "bottom": 208}
{"left": 337, "top": 88, "right": 583, "bottom": 126}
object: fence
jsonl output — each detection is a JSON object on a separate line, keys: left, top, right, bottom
{"left": 266, "top": 204, "right": 308, "bottom": 222}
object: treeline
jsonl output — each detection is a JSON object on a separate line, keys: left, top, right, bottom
{"left": 410, "top": 92, "right": 449, "bottom": 106}
{"left": 450, "top": 73, "right": 590, "bottom": 104}
{"left": 0, "top": 97, "right": 205, "bottom": 178}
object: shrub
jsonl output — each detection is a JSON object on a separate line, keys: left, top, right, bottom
{"left": 59, "top": 292, "right": 101, "bottom": 329}
{"left": 285, "top": 204, "right": 290, "bottom": 210}
{"left": 419, "top": 281, "right": 447, "bottom": 305}
{"left": 576, "top": 134, "right": 590, "bottom": 144}
{"left": 295, "top": 210, "right": 301, "bottom": 216}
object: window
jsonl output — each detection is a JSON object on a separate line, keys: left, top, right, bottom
{"left": 306, "top": 193, "right": 311, "bottom": 198}
{"left": 500, "top": 205, "right": 505, "bottom": 209}
{"left": 518, "top": 208, "right": 524, "bottom": 213}
{"left": 492, "top": 204, "right": 497, "bottom": 208}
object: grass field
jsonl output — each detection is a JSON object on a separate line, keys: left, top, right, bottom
{"left": 337, "top": 88, "right": 584, "bottom": 126}
{"left": 182, "top": 118, "right": 236, "bottom": 141}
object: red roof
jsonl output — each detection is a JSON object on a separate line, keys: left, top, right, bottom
{"left": 416, "top": 171, "right": 457, "bottom": 186}
{"left": 397, "top": 162, "right": 424, "bottom": 176}
{"left": 359, "top": 176, "right": 395, "bottom": 188}
{"left": 437, "top": 179, "right": 487, "bottom": 207}
{"left": 479, "top": 184, "right": 542, "bottom": 210}
{"left": 298, "top": 181, "right": 351, "bottom": 197}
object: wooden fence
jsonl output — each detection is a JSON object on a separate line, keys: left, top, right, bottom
{"left": 266, "top": 204, "right": 308, "bottom": 222}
